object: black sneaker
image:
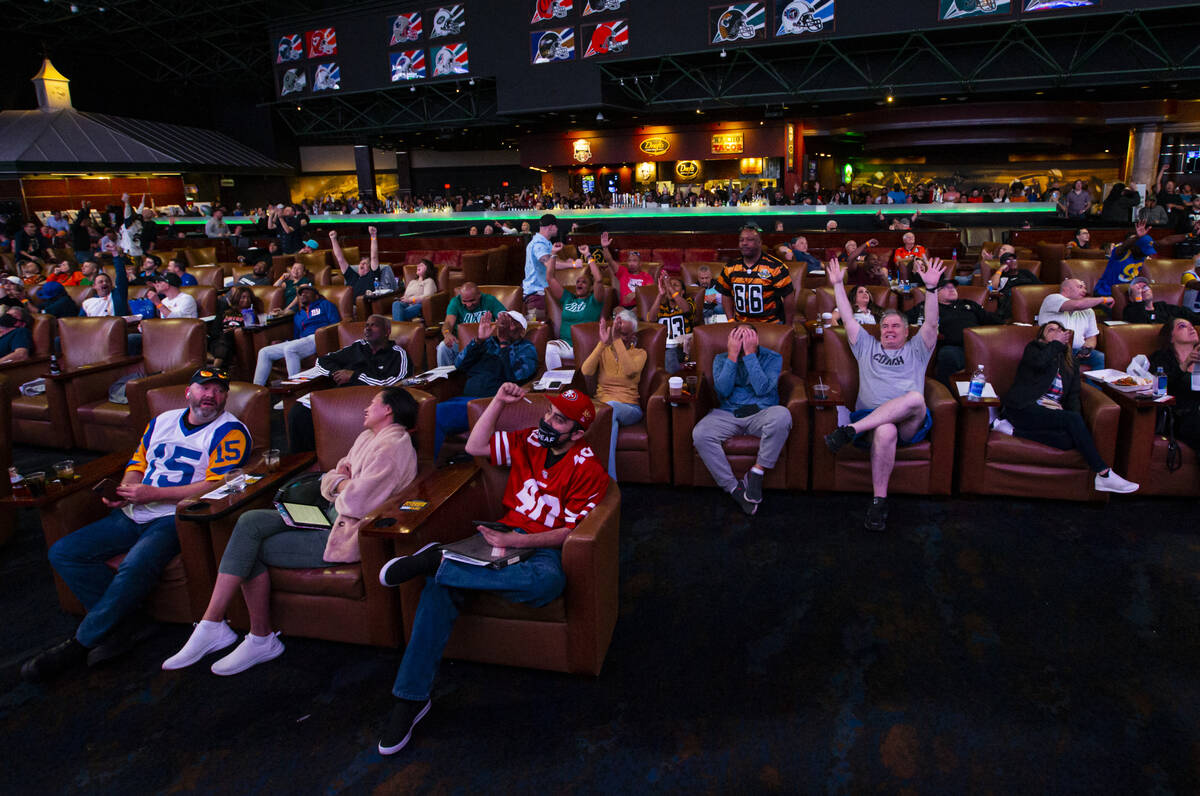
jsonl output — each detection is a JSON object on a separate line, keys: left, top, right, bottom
{"left": 743, "top": 469, "right": 764, "bottom": 504}
{"left": 87, "top": 614, "right": 161, "bottom": 668}
{"left": 730, "top": 485, "right": 758, "bottom": 516}
{"left": 378, "top": 698, "right": 432, "bottom": 755}
{"left": 824, "top": 425, "right": 857, "bottom": 455}
{"left": 864, "top": 498, "right": 888, "bottom": 532}
{"left": 20, "top": 637, "right": 88, "bottom": 683}
{"left": 379, "top": 542, "right": 442, "bottom": 587}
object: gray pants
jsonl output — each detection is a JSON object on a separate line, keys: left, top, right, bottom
{"left": 692, "top": 405, "right": 792, "bottom": 492}
{"left": 217, "top": 508, "right": 333, "bottom": 580}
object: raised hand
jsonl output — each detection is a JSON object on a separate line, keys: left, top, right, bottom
{"left": 920, "top": 257, "right": 946, "bottom": 289}
{"left": 578, "top": 243, "right": 590, "bottom": 258}
{"left": 599, "top": 231, "right": 611, "bottom": 248}
{"left": 826, "top": 257, "right": 845, "bottom": 285}
{"left": 551, "top": 241, "right": 564, "bottom": 255}
{"left": 598, "top": 315, "right": 613, "bottom": 345}
{"left": 328, "top": 230, "right": 338, "bottom": 240}
{"left": 1135, "top": 220, "right": 1150, "bottom": 237}
{"left": 477, "top": 316, "right": 493, "bottom": 340}
{"left": 368, "top": 226, "right": 377, "bottom": 237}
{"left": 495, "top": 382, "right": 527, "bottom": 404}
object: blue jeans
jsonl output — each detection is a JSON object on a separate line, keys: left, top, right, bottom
{"left": 605, "top": 401, "right": 643, "bottom": 480}
{"left": 436, "top": 340, "right": 460, "bottom": 367}
{"left": 48, "top": 509, "right": 180, "bottom": 647}
{"left": 435, "top": 395, "right": 473, "bottom": 454}
{"left": 1076, "top": 348, "right": 1105, "bottom": 369}
{"left": 391, "top": 549, "right": 565, "bottom": 701}
{"left": 392, "top": 300, "right": 424, "bottom": 322}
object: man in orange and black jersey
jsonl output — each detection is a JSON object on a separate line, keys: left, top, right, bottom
{"left": 716, "top": 224, "right": 795, "bottom": 325}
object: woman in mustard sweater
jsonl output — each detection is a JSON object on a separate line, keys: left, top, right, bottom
{"left": 581, "top": 308, "right": 647, "bottom": 480}
{"left": 161, "top": 387, "right": 420, "bottom": 675}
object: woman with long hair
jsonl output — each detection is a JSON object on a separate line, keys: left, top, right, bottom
{"left": 1149, "top": 318, "right": 1200, "bottom": 451}
{"left": 1001, "top": 321, "right": 1138, "bottom": 493}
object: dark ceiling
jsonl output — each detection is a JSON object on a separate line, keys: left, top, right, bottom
{"left": 1, "top": 0, "right": 1198, "bottom": 158}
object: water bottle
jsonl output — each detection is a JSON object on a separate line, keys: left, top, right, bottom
{"left": 373, "top": 278, "right": 381, "bottom": 296}
{"left": 1155, "top": 366, "right": 1167, "bottom": 397}
{"left": 49, "top": 354, "right": 60, "bottom": 376}
{"left": 951, "top": 247, "right": 957, "bottom": 262}
{"left": 969, "top": 364, "right": 986, "bottom": 400}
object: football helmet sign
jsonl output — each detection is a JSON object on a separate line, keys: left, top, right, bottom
{"left": 431, "top": 6, "right": 465, "bottom": 38}
{"left": 532, "top": 0, "right": 572, "bottom": 24}
{"left": 710, "top": 4, "right": 765, "bottom": 44}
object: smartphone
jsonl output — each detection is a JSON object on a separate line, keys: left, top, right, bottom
{"left": 92, "top": 478, "right": 121, "bottom": 502}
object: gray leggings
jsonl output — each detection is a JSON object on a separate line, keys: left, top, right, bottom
{"left": 218, "top": 508, "right": 333, "bottom": 580}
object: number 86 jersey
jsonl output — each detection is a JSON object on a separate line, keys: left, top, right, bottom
{"left": 125, "top": 409, "right": 251, "bottom": 523}
{"left": 490, "top": 428, "right": 609, "bottom": 534}
{"left": 715, "top": 254, "right": 794, "bottom": 324}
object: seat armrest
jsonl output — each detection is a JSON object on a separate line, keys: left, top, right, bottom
{"left": 1080, "top": 382, "right": 1120, "bottom": 466}
{"left": 956, "top": 394, "right": 992, "bottom": 486}
{"left": 669, "top": 389, "right": 705, "bottom": 485}
{"left": 923, "top": 377, "right": 957, "bottom": 495}
{"left": 561, "top": 486, "right": 620, "bottom": 675}
{"left": 361, "top": 462, "right": 484, "bottom": 546}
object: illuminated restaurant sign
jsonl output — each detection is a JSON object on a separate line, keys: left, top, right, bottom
{"left": 675, "top": 160, "right": 700, "bottom": 179}
{"left": 639, "top": 137, "right": 671, "bottom": 155}
{"left": 635, "top": 161, "right": 656, "bottom": 182}
{"left": 786, "top": 124, "right": 795, "bottom": 171}
{"left": 711, "top": 132, "right": 744, "bottom": 154}
{"left": 573, "top": 139, "right": 592, "bottom": 162}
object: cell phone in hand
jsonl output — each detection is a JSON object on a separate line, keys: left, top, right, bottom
{"left": 92, "top": 478, "right": 121, "bottom": 502}
{"left": 472, "top": 520, "right": 514, "bottom": 534}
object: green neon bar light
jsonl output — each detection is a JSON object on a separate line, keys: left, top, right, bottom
{"left": 163, "top": 202, "right": 1057, "bottom": 225}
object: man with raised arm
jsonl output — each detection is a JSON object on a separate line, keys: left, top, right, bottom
{"left": 330, "top": 227, "right": 397, "bottom": 299}
{"left": 374, "top": 384, "right": 608, "bottom": 755}
{"left": 823, "top": 256, "right": 946, "bottom": 532}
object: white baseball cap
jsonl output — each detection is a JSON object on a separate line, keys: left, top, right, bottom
{"left": 500, "top": 310, "right": 528, "bottom": 331}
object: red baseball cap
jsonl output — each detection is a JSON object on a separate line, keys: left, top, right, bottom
{"left": 548, "top": 388, "right": 596, "bottom": 430}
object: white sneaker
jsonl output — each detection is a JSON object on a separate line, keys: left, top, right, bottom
{"left": 1095, "top": 470, "right": 1139, "bottom": 494}
{"left": 162, "top": 620, "right": 238, "bottom": 671}
{"left": 210, "top": 632, "right": 285, "bottom": 676}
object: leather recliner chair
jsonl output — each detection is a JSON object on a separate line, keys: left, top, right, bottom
{"left": 1100, "top": 323, "right": 1199, "bottom": 496}
{"left": 363, "top": 393, "right": 620, "bottom": 675}
{"left": 959, "top": 325, "right": 1120, "bottom": 501}
{"left": 570, "top": 322, "right": 671, "bottom": 483}
{"left": 671, "top": 323, "right": 810, "bottom": 490}
{"left": 11, "top": 316, "right": 126, "bottom": 449}
{"left": 1009, "top": 284, "right": 1060, "bottom": 325}
{"left": 812, "top": 326, "right": 956, "bottom": 495}
{"left": 184, "top": 385, "right": 431, "bottom": 647}
{"left": 68, "top": 318, "right": 207, "bottom": 451}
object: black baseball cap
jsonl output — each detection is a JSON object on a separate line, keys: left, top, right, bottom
{"left": 190, "top": 368, "right": 230, "bottom": 388}
{"left": 151, "top": 272, "right": 182, "bottom": 288}
{"left": 998, "top": 252, "right": 1018, "bottom": 263}
{"left": 298, "top": 283, "right": 320, "bottom": 296}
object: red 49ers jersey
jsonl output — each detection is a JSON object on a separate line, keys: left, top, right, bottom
{"left": 490, "top": 428, "right": 609, "bottom": 534}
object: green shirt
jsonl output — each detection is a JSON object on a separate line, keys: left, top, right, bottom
{"left": 559, "top": 293, "right": 602, "bottom": 347}
{"left": 445, "top": 293, "right": 507, "bottom": 332}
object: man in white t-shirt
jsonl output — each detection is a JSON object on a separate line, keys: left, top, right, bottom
{"left": 81, "top": 273, "right": 117, "bottom": 317}
{"left": 146, "top": 273, "right": 198, "bottom": 318}
{"left": 1037, "top": 278, "right": 1111, "bottom": 369}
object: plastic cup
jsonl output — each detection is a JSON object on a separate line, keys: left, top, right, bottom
{"left": 26, "top": 471, "right": 47, "bottom": 497}
{"left": 813, "top": 383, "right": 830, "bottom": 400}
{"left": 53, "top": 460, "right": 75, "bottom": 481}
{"left": 668, "top": 376, "right": 684, "bottom": 398}
{"left": 263, "top": 449, "right": 281, "bottom": 473}
{"left": 224, "top": 469, "right": 246, "bottom": 494}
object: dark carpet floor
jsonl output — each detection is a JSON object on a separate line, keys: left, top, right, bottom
{"left": 3, "top": 437, "right": 1200, "bottom": 793}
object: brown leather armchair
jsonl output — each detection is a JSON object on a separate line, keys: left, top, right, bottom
{"left": 179, "top": 286, "right": 217, "bottom": 316}
{"left": 1010, "top": 284, "right": 1060, "bottom": 325}
{"left": 367, "top": 393, "right": 620, "bottom": 675}
{"left": 455, "top": 321, "right": 551, "bottom": 379}
{"left": 1111, "top": 283, "right": 1184, "bottom": 321}
{"left": 812, "top": 326, "right": 956, "bottom": 495}
{"left": 247, "top": 285, "right": 285, "bottom": 313}
{"left": 313, "top": 319, "right": 426, "bottom": 372}
{"left": 571, "top": 322, "right": 672, "bottom": 483}
{"left": 1099, "top": 323, "right": 1198, "bottom": 495}
{"left": 1061, "top": 260, "right": 1109, "bottom": 294}
{"left": 671, "top": 323, "right": 810, "bottom": 490}
{"left": 186, "top": 246, "right": 218, "bottom": 267}
{"left": 959, "top": 325, "right": 1120, "bottom": 501}
{"left": 189, "top": 266, "right": 225, "bottom": 290}
{"left": 320, "top": 284, "right": 357, "bottom": 322}
{"left": 813, "top": 284, "right": 899, "bottom": 316}
{"left": 187, "top": 385, "right": 427, "bottom": 647}
{"left": 460, "top": 250, "right": 488, "bottom": 284}
{"left": 11, "top": 316, "right": 126, "bottom": 449}
{"left": 485, "top": 245, "right": 509, "bottom": 283}
{"left": 296, "top": 252, "right": 327, "bottom": 272}
{"left": 480, "top": 284, "right": 525, "bottom": 312}
{"left": 68, "top": 319, "right": 207, "bottom": 451}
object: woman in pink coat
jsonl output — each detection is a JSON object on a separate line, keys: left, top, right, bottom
{"left": 162, "top": 387, "right": 419, "bottom": 675}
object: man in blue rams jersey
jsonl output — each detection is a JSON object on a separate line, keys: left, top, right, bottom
{"left": 22, "top": 368, "right": 251, "bottom": 682}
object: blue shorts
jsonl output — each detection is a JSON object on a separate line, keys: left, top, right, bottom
{"left": 849, "top": 408, "right": 933, "bottom": 448}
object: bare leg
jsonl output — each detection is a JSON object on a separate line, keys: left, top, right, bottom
{"left": 870, "top": 422, "right": 898, "bottom": 498}
{"left": 850, "top": 391, "right": 926, "bottom": 435}
{"left": 201, "top": 573, "right": 245, "bottom": 623}
{"left": 240, "top": 572, "right": 273, "bottom": 636}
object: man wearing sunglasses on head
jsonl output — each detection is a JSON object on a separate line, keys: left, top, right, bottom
{"left": 21, "top": 369, "right": 251, "bottom": 682}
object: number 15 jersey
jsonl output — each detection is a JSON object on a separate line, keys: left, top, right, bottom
{"left": 490, "top": 428, "right": 609, "bottom": 534}
{"left": 125, "top": 409, "right": 251, "bottom": 523}
{"left": 716, "top": 254, "right": 793, "bottom": 324}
